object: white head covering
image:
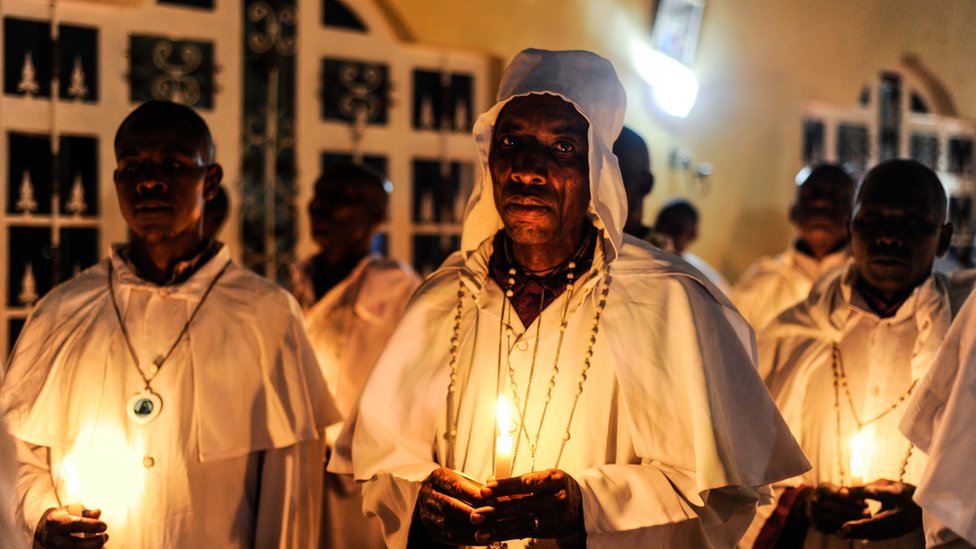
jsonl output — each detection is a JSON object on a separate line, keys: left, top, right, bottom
{"left": 462, "top": 48, "right": 628, "bottom": 262}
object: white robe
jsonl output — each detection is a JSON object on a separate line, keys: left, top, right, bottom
{"left": 732, "top": 245, "right": 849, "bottom": 331}
{"left": 756, "top": 265, "right": 974, "bottom": 548}
{"left": 683, "top": 251, "right": 731, "bottom": 296}
{"left": 901, "top": 287, "right": 976, "bottom": 548}
{"left": 343, "top": 48, "right": 809, "bottom": 549}
{"left": 1, "top": 245, "right": 339, "bottom": 548}
{"left": 299, "top": 254, "right": 418, "bottom": 549}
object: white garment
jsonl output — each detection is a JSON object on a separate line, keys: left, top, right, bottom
{"left": 298, "top": 254, "right": 418, "bottom": 549}
{"left": 901, "top": 288, "right": 976, "bottom": 548}
{"left": 756, "top": 265, "right": 974, "bottom": 548}
{"left": 683, "top": 251, "right": 731, "bottom": 296}
{"left": 1, "top": 245, "right": 339, "bottom": 548}
{"left": 342, "top": 48, "right": 810, "bottom": 549}
{"left": 731, "top": 244, "right": 849, "bottom": 331}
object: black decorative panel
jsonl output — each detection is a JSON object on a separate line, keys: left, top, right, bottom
{"left": 129, "top": 34, "right": 215, "bottom": 109}
{"left": 7, "top": 133, "right": 53, "bottom": 215}
{"left": 321, "top": 58, "right": 388, "bottom": 125}
{"left": 322, "top": 0, "right": 365, "bottom": 30}
{"left": 802, "top": 119, "right": 825, "bottom": 164}
{"left": 158, "top": 0, "right": 215, "bottom": 9}
{"left": 837, "top": 124, "right": 869, "bottom": 175}
{"left": 59, "top": 135, "right": 99, "bottom": 216}
{"left": 321, "top": 152, "right": 388, "bottom": 178}
{"left": 878, "top": 72, "right": 902, "bottom": 162}
{"left": 242, "top": 0, "right": 298, "bottom": 282}
{"left": 413, "top": 234, "right": 460, "bottom": 277}
{"left": 59, "top": 24, "right": 98, "bottom": 102}
{"left": 909, "top": 133, "right": 939, "bottom": 170}
{"left": 59, "top": 228, "right": 99, "bottom": 281}
{"left": 412, "top": 160, "right": 472, "bottom": 224}
{"left": 949, "top": 138, "right": 974, "bottom": 176}
{"left": 412, "top": 70, "right": 473, "bottom": 132}
{"left": 7, "top": 227, "right": 54, "bottom": 308}
{"left": 4, "top": 18, "right": 51, "bottom": 98}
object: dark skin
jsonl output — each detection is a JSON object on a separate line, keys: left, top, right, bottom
{"left": 804, "top": 161, "right": 949, "bottom": 542}
{"left": 413, "top": 94, "right": 590, "bottom": 547}
{"left": 114, "top": 123, "right": 222, "bottom": 285}
{"left": 35, "top": 107, "right": 221, "bottom": 548}
{"left": 307, "top": 179, "right": 383, "bottom": 298}
{"left": 789, "top": 168, "right": 854, "bottom": 260}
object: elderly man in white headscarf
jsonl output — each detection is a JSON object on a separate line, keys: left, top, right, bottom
{"left": 340, "top": 49, "right": 809, "bottom": 549}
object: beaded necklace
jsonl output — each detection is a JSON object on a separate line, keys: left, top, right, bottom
{"left": 443, "top": 262, "right": 611, "bottom": 476}
{"left": 830, "top": 343, "right": 915, "bottom": 484}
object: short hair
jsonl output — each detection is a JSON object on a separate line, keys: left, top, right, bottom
{"left": 796, "top": 163, "right": 855, "bottom": 190}
{"left": 655, "top": 199, "right": 698, "bottom": 231}
{"left": 114, "top": 100, "right": 215, "bottom": 162}
{"left": 314, "top": 163, "right": 390, "bottom": 222}
{"left": 856, "top": 159, "right": 947, "bottom": 223}
{"left": 613, "top": 127, "right": 654, "bottom": 196}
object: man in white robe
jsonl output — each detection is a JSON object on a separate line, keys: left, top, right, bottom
{"left": 732, "top": 164, "right": 854, "bottom": 332}
{"left": 340, "top": 48, "right": 809, "bottom": 549}
{"left": 1, "top": 101, "right": 338, "bottom": 548}
{"left": 900, "top": 289, "right": 976, "bottom": 548}
{"left": 290, "top": 163, "right": 419, "bottom": 549}
{"left": 754, "top": 160, "right": 973, "bottom": 548}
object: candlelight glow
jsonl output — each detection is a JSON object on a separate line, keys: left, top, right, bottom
{"left": 848, "top": 429, "right": 872, "bottom": 485}
{"left": 495, "top": 393, "right": 513, "bottom": 479}
{"left": 58, "top": 421, "right": 145, "bottom": 531}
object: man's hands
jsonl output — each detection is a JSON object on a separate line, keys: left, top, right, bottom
{"left": 34, "top": 506, "right": 108, "bottom": 548}
{"left": 805, "top": 480, "right": 922, "bottom": 542}
{"left": 412, "top": 468, "right": 585, "bottom": 548}
{"left": 474, "top": 469, "right": 585, "bottom": 547}
{"left": 415, "top": 468, "right": 485, "bottom": 546}
{"left": 806, "top": 483, "right": 869, "bottom": 535}
{"left": 839, "top": 480, "right": 922, "bottom": 541}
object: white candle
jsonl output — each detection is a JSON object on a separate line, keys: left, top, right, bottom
{"left": 495, "top": 393, "right": 513, "bottom": 479}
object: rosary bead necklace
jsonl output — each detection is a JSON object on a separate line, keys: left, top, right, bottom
{"left": 108, "top": 258, "right": 230, "bottom": 425}
{"left": 830, "top": 343, "right": 915, "bottom": 484}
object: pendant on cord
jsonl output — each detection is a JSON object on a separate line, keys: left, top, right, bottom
{"left": 126, "top": 388, "right": 162, "bottom": 425}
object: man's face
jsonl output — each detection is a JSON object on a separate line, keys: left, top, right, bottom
{"left": 851, "top": 180, "right": 950, "bottom": 296}
{"left": 114, "top": 125, "right": 220, "bottom": 246}
{"left": 791, "top": 177, "right": 853, "bottom": 247}
{"left": 489, "top": 94, "right": 590, "bottom": 250}
{"left": 308, "top": 187, "right": 379, "bottom": 260}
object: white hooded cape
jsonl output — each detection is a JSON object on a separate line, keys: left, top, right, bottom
{"left": 344, "top": 48, "right": 809, "bottom": 549}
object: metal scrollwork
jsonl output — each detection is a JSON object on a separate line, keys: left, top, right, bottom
{"left": 150, "top": 41, "right": 203, "bottom": 105}
{"left": 247, "top": 1, "right": 297, "bottom": 57}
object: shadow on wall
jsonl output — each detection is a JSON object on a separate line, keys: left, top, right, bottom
{"left": 723, "top": 206, "right": 792, "bottom": 281}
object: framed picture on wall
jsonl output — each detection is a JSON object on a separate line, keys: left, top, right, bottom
{"left": 650, "top": 0, "right": 705, "bottom": 66}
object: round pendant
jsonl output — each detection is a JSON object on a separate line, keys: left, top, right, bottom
{"left": 126, "top": 389, "right": 162, "bottom": 425}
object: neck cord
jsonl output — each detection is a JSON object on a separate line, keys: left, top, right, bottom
{"left": 108, "top": 258, "right": 231, "bottom": 389}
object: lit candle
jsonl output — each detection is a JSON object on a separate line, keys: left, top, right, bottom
{"left": 848, "top": 429, "right": 872, "bottom": 486}
{"left": 495, "top": 393, "right": 513, "bottom": 479}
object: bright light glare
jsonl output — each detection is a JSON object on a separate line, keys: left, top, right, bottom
{"left": 632, "top": 43, "right": 700, "bottom": 118}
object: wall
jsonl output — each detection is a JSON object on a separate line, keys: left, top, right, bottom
{"left": 380, "top": 0, "right": 976, "bottom": 279}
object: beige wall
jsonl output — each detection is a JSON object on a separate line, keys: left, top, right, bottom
{"left": 381, "top": 0, "right": 976, "bottom": 280}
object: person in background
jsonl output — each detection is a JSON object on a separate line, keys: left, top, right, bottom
{"left": 290, "top": 163, "right": 419, "bottom": 549}
{"left": 1, "top": 101, "right": 336, "bottom": 548}
{"left": 753, "top": 159, "right": 974, "bottom": 548}
{"left": 613, "top": 126, "right": 673, "bottom": 250}
{"left": 339, "top": 48, "right": 808, "bottom": 549}
{"left": 654, "top": 198, "right": 731, "bottom": 294}
{"left": 732, "top": 164, "right": 854, "bottom": 331}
